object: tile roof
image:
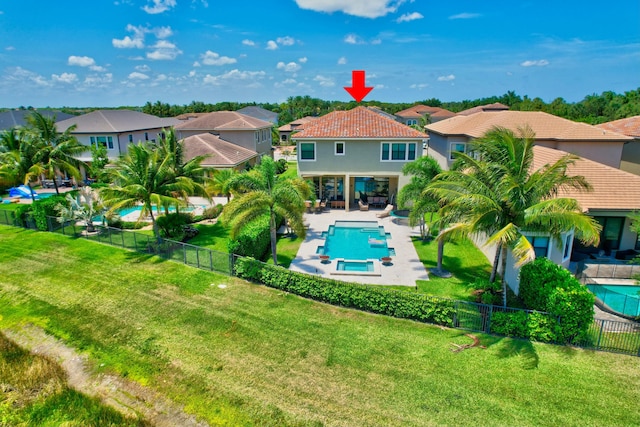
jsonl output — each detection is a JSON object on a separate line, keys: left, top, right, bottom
{"left": 0, "top": 109, "right": 74, "bottom": 131}
{"left": 182, "top": 133, "right": 258, "bottom": 167}
{"left": 292, "top": 106, "right": 427, "bottom": 139}
{"left": 395, "top": 105, "right": 457, "bottom": 120}
{"left": 173, "top": 111, "right": 272, "bottom": 131}
{"left": 596, "top": 116, "right": 640, "bottom": 138}
{"left": 55, "top": 110, "right": 179, "bottom": 133}
{"left": 426, "top": 111, "right": 633, "bottom": 141}
{"left": 457, "top": 102, "right": 510, "bottom": 116}
{"left": 237, "top": 106, "right": 278, "bottom": 123}
{"left": 532, "top": 145, "right": 640, "bottom": 211}
{"left": 175, "top": 112, "right": 210, "bottom": 121}
{"left": 277, "top": 116, "right": 318, "bottom": 132}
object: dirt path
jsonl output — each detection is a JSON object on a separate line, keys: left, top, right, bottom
{"left": 4, "top": 324, "right": 208, "bottom": 427}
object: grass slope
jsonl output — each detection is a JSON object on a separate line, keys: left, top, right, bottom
{"left": 1, "top": 225, "right": 640, "bottom": 426}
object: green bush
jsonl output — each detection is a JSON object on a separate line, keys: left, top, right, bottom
{"left": 234, "top": 257, "right": 456, "bottom": 325}
{"left": 106, "top": 217, "right": 146, "bottom": 230}
{"left": 228, "top": 215, "right": 271, "bottom": 260}
{"left": 157, "top": 212, "right": 193, "bottom": 240}
{"left": 202, "top": 204, "right": 223, "bottom": 220}
{"left": 519, "top": 258, "right": 594, "bottom": 343}
{"left": 28, "top": 195, "right": 68, "bottom": 231}
{"left": 491, "top": 311, "right": 528, "bottom": 337}
{"left": 275, "top": 158, "right": 288, "bottom": 174}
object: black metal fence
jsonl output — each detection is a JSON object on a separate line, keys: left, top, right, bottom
{"left": 1, "top": 209, "right": 639, "bottom": 357}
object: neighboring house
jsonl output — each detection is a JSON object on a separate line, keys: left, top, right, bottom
{"left": 456, "top": 102, "right": 509, "bottom": 116}
{"left": 425, "top": 111, "right": 633, "bottom": 170}
{"left": 278, "top": 116, "right": 318, "bottom": 144}
{"left": 494, "top": 146, "right": 640, "bottom": 294}
{"left": 597, "top": 116, "right": 640, "bottom": 176}
{"left": 366, "top": 106, "right": 398, "bottom": 121}
{"left": 292, "top": 106, "right": 428, "bottom": 211}
{"left": 55, "top": 109, "right": 179, "bottom": 165}
{"left": 181, "top": 133, "right": 259, "bottom": 170}
{"left": 174, "top": 111, "right": 273, "bottom": 158}
{"left": 395, "top": 105, "right": 456, "bottom": 125}
{"left": 0, "top": 109, "right": 74, "bottom": 131}
{"left": 237, "top": 106, "right": 278, "bottom": 124}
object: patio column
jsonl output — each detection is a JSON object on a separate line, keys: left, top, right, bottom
{"left": 345, "top": 173, "right": 351, "bottom": 212}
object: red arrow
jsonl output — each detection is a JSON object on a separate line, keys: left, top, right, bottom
{"left": 344, "top": 70, "right": 373, "bottom": 102}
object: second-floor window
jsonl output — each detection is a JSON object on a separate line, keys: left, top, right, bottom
{"left": 527, "top": 236, "right": 550, "bottom": 258}
{"left": 381, "top": 142, "right": 417, "bottom": 161}
{"left": 406, "top": 119, "right": 417, "bottom": 125}
{"left": 450, "top": 143, "right": 466, "bottom": 160}
{"left": 335, "top": 141, "right": 345, "bottom": 156}
{"left": 90, "top": 136, "right": 114, "bottom": 150}
{"left": 300, "top": 142, "right": 315, "bottom": 161}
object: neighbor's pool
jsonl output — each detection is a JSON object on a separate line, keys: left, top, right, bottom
{"left": 318, "top": 220, "right": 393, "bottom": 260}
{"left": 587, "top": 284, "right": 640, "bottom": 317}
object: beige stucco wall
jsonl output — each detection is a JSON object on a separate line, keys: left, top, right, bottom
{"left": 536, "top": 139, "right": 624, "bottom": 169}
{"left": 620, "top": 139, "right": 640, "bottom": 176}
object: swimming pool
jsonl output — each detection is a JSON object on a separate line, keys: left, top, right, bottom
{"left": 587, "top": 284, "right": 640, "bottom": 317}
{"left": 318, "top": 220, "right": 393, "bottom": 260}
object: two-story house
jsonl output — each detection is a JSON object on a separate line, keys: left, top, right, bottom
{"left": 597, "top": 115, "right": 640, "bottom": 176}
{"left": 292, "top": 106, "right": 428, "bottom": 211}
{"left": 174, "top": 111, "right": 273, "bottom": 159}
{"left": 394, "top": 105, "right": 456, "bottom": 126}
{"left": 55, "top": 109, "right": 179, "bottom": 163}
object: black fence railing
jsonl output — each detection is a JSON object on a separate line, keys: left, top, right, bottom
{"left": 1, "top": 210, "right": 639, "bottom": 357}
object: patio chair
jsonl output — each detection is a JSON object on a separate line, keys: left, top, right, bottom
{"left": 358, "top": 200, "right": 369, "bottom": 211}
{"left": 376, "top": 204, "right": 394, "bottom": 218}
{"left": 305, "top": 200, "right": 313, "bottom": 213}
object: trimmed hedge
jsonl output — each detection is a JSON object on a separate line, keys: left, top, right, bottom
{"left": 227, "top": 215, "right": 271, "bottom": 260}
{"left": 234, "top": 257, "right": 456, "bottom": 325}
{"left": 519, "top": 257, "right": 595, "bottom": 343}
{"left": 490, "top": 310, "right": 560, "bottom": 343}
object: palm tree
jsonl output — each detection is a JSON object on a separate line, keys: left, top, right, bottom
{"left": 428, "top": 126, "right": 601, "bottom": 307}
{"left": 206, "top": 168, "right": 238, "bottom": 203}
{"left": 25, "top": 111, "right": 86, "bottom": 194}
{"left": 220, "top": 156, "right": 312, "bottom": 264}
{"left": 101, "top": 143, "right": 194, "bottom": 241}
{"left": 56, "top": 186, "right": 104, "bottom": 233}
{"left": 0, "top": 129, "right": 44, "bottom": 202}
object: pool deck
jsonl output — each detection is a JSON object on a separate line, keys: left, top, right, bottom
{"left": 289, "top": 208, "right": 429, "bottom": 287}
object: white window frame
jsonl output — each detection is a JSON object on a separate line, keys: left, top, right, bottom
{"left": 90, "top": 136, "right": 114, "bottom": 150}
{"left": 381, "top": 142, "right": 417, "bottom": 162}
{"left": 563, "top": 231, "right": 574, "bottom": 262}
{"left": 299, "top": 142, "right": 316, "bottom": 162}
{"left": 335, "top": 141, "right": 345, "bottom": 156}
{"left": 450, "top": 142, "right": 466, "bottom": 160}
{"left": 527, "top": 235, "right": 550, "bottom": 258}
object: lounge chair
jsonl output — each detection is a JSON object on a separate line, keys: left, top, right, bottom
{"left": 376, "top": 204, "right": 394, "bottom": 218}
{"left": 358, "top": 200, "right": 369, "bottom": 211}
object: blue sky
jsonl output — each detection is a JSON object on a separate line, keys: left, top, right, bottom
{"left": 0, "top": 0, "right": 638, "bottom": 108}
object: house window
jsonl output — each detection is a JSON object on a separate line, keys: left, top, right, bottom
{"left": 300, "top": 142, "right": 315, "bottom": 161}
{"left": 381, "top": 142, "right": 418, "bottom": 161}
{"left": 90, "top": 136, "right": 113, "bottom": 149}
{"left": 144, "top": 132, "right": 149, "bottom": 141}
{"left": 128, "top": 134, "right": 133, "bottom": 143}
{"left": 527, "top": 236, "right": 550, "bottom": 258}
{"left": 255, "top": 131, "right": 260, "bottom": 144}
{"left": 563, "top": 233, "right": 573, "bottom": 261}
{"left": 335, "top": 142, "right": 345, "bottom": 156}
{"left": 281, "top": 134, "right": 288, "bottom": 142}
{"left": 407, "top": 119, "right": 417, "bottom": 125}
{"left": 450, "top": 143, "right": 466, "bottom": 160}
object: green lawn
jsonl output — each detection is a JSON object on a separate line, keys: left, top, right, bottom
{"left": 1, "top": 225, "right": 640, "bottom": 426}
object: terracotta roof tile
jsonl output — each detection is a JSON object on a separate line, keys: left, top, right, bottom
{"left": 174, "top": 111, "right": 271, "bottom": 131}
{"left": 533, "top": 145, "right": 640, "bottom": 211}
{"left": 426, "top": 111, "right": 633, "bottom": 141}
{"left": 293, "top": 106, "right": 426, "bottom": 139}
{"left": 597, "top": 116, "right": 640, "bottom": 138}
{"left": 182, "top": 133, "right": 258, "bottom": 167}
{"left": 395, "top": 105, "right": 457, "bottom": 119}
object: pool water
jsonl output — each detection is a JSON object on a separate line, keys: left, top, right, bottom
{"left": 116, "top": 205, "right": 200, "bottom": 217}
{"left": 337, "top": 260, "right": 374, "bottom": 272}
{"left": 320, "top": 220, "right": 392, "bottom": 260}
{"left": 587, "top": 284, "right": 640, "bottom": 317}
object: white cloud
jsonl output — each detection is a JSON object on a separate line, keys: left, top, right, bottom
{"left": 410, "top": 83, "right": 429, "bottom": 89}
{"left": 68, "top": 55, "right": 96, "bottom": 67}
{"left": 314, "top": 75, "right": 335, "bottom": 87}
{"left": 266, "top": 40, "right": 278, "bottom": 50}
{"left": 299, "top": 57, "right": 308, "bottom": 63}
{"left": 277, "top": 36, "right": 296, "bottom": 46}
{"left": 113, "top": 35, "right": 144, "bottom": 49}
{"left": 521, "top": 59, "right": 549, "bottom": 67}
{"left": 147, "top": 40, "right": 182, "bottom": 60}
{"left": 113, "top": 25, "right": 172, "bottom": 49}
{"left": 344, "top": 34, "right": 365, "bottom": 44}
{"left": 155, "top": 74, "right": 167, "bottom": 81}
{"left": 449, "top": 12, "right": 481, "bottom": 20}
{"left": 242, "top": 39, "right": 256, "bottom": 46}
{"left": 152, "top": 26, "right": 173, "bottom": 39}
{"left": 52, "top": 73, "right": 78, "bottom": 84}
{"left": 203, "top": 69, "right": 267, "bottom": 85}
{"left": 128, "top": 72, "right": 150, "bottom": 80}
{"left": 294, "top": 0, "right": 403, "bottom": 18}
{"left": 200, "top": 50, "right": 237, "bottom": 66}
{"left": 337, "top": 56, "right": 347, "bottom": 65}
{"left": 396, "top": 12, "right": 423, "bottom": 23}
{"left": 5, "top": 46, "right": 15, "bottom": 51}
{"left": 437, "top": 74, "right": 455, "bottom": 82}
{"left": 83, "top": 73, "right": 113, "bottom": 87}
{"left": 135, "top": 64, "right": 151, "bottom": 72}
{"left": 142, "top": 0, "right": 176, "bottom": 14}
{"left": 277, "top": 61, "right": 302, "bottom": 72}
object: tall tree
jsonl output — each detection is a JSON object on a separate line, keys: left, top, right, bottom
{"left": 428, "top": 126, "right": 601, "bottom": 306}
{"left": 206, "top": 168, "right": 238, "bottom": 203}
{"left": 0, "top": 128, "right": 44, "bottom": 202}
{"left": 220, "top": 156, "right": 312, "bottom": 264}
{"left": 100, "top": 143, "right": 194, "bottom": 241}
{"left": 26, "top": 111, "right": 86, "bottom": 194}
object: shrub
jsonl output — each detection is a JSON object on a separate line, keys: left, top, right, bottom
{"left": 519, "top": 257, "right": 594, "bottom": 343}
{"left": 106, "top": 217, "right": 145, "bottom": 230}
{"left": 227, "top": 215, "right": 271, "bottom": 260}
{"left": 202, "top": 204, "right": 223, "bottom": 220}
{"left": 491, "top": 311, "right": 528, "bottom": 337}
{"left": 156, "top": 212, "right": 193, "bottom": 240}
{"left": 275, "top": 158, "right": 288, "bottom": 174}
{"left": 233, "top": 257, "right": 456, "bottom": 326}
{"left": 30, "top": 195, "right": 68, "bottom": 231}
